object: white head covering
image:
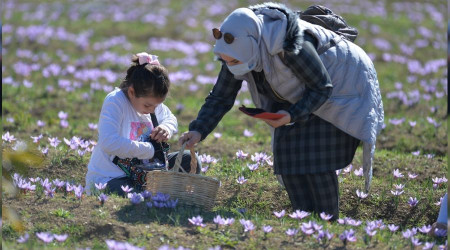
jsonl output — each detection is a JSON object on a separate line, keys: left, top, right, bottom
{"left": 213, "top": 8, "right": 263, "bottom": 71}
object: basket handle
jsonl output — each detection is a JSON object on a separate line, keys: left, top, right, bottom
{"left": 172, "top": 142, "right": 198, "bottom": 174}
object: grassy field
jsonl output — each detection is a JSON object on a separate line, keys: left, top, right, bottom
{"left": 2, "top": 0, "right": 448, "bottom": 249}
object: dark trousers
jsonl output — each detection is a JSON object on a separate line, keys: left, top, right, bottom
{"left": 106, "top": 150, "right": 201, "bottom": 197}
{"left": 281, "top": 171, "right": 339, "bottom": 220}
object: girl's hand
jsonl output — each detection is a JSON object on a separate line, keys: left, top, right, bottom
{"left": 178, "top": 131, "right": 201, "bottom": 149}
{"left": 150, "top": 126, "right": 170, "bottom": 142}
{"left": 261, "top": 110, "right": 292, "bottom": 128}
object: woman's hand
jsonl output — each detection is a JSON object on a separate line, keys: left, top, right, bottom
{"left": 261, "top": 110, "right": 292, "bottom": 128}
{"left": 150, "top": 126, "right": 170, "bottom": 142}
{"left": 178, "top": 131, "right": 202, "bottom": 149}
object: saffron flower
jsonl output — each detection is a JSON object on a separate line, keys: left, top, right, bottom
{"left": 235, "top": 150, "right": 248, "bottom": 159}
{"left": 213, "top": 132, "right": 222, "bottom": 138}
{"left": 285, "top": 228, "right": 299, "bottom": 237}
{"left": 353, "top": 168, "right": 363, "bottom": 176}
{"left": 88, "top": 123, "right": 98, "bottom": 130}
{"left": 315, "top": 229, "right": 333, "bottom": 242}
{"left": 408, "top": 172, "right": 418, "bottom": 179}
{"left": 74, "top": 185, "right": 84, "bottom": 200}
{"left": 391, "top": 190, "right": 404, "bottom": 196}
{"left": 320, "top": 212, "right": 333, "bottom": 221}
{"left": 239, "top": 219, "right": 256, "bottom": 232}
{"left": 262, "top": 225, "right": 273, "bottom": 233}
{"left": 95, "top": 182, "right": 107, "bottom": 190}
{"left": 165, "top": 199, "right": 178, "bottom": 208}
{"left": 243, "top": 129, "right": 254, "bottom": 137}
{"left": 289, "top": 210, "right": 310, "bottom": 220}
{"left": 17, "top": 233, "right": 29, "bottom": 243}
{"left": 128, "top": 193, "right": 144, "bottom": 205}
{"left": 411, "top": 237, "right": 422, "bottom": 246}
{"left": 30, "top": 134, "right": 43, "bottom": 143}
{"left": 300, "top": 221, "right": 315, "bottom": 235}
{"left": 58, "top": 111, "right": 68, "bottom": 120}
{"left": 393, "top": 169, "right": 404, "bottom": 178}
{"left": 36, "top": 232, "right": 54, "bottom": 243}
{"left": 393, "top": 183, "right": 405, "bottom": 190}
{"left": 121, "top": 185, "right": 133, "bottom": 193}
{"left": 2, "top": 132, "right": 16, "bottom": 143}
{"left": 37, "top": 120, "right": 45, "bottom": 127}
{"left": 411, "top": 150, "right": 420, "bottom": 156}
{"left": 98, "top": 194, "right": 108, "bottom": 205}
{"left": 141, "top": 190, "right": 152, "bottom": 199}
{"left": 188, "top": 215, "right": 206, "bottom": 227}
{"left": 213, "top": 215, "right": 225, "bottom": 225}
{"left": 54, "top": 234, "right": 68, "bottom": 242}
{"left": 388, "top": 224, "right": 399, "bottom": 232}
{"left": 402, "top": 228, "right": 417, "bottom": 239}
{"left": 236, "top": 176, "right": 247, "bottom": 185}
{"left": 356, "top": 189, "right": 368, "bottom": 199}
{"left": 408, "top": 197, "right": 419, "bottom": 207}
{"left": 339, "top": 229, "right": 357, "bottom": 243}
{"left": 418, "top": 225, "right": 432, "bottom": 234}
{"left": 48, "top": 137, "right": 61, "bottom": 148}
{"left": 423, "top": 242, "right": 434, "bottom": 250}
{"left": 247, "top": 163, "right": 259, "bottom": 171}
{"left": 273, "top": 209, "right": 285, "bottom": 218}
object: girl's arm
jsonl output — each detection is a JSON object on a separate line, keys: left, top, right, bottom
{"left": 98, "top": 98, "right": 154, "bottom": 159}
{"left": 155, "top": 103, "right": 178, "bottom": 139}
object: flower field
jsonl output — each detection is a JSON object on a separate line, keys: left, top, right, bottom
{"left": 1, "top": 0, "right": 448, "bottom": 249}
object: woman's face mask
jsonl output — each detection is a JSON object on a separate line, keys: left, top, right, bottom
{"left": 227, "top": 62, "right": 252, "bottom": 76}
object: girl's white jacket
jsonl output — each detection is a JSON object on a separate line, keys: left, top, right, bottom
{"left": 85, "top": 88, "right": 177, "bottom": 194}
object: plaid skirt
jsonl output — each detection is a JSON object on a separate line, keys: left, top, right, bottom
{"left": 273, "top": 114, "right": 360, "bottom": 175}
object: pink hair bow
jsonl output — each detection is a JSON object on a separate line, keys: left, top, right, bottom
{"left": 136, "top": 52, "right": 160, "bottom": 66}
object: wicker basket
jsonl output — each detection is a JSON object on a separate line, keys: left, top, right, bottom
{"left": 145, "top": 143, "right": 220, "bottom": 210}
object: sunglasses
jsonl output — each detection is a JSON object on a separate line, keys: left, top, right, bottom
{"left": 212, "top": 28, "right": 235, "bottom": 44}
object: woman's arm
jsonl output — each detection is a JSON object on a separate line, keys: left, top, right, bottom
{"left": 283, "top": 32, "right": 333, "bottom": 123}
{"left": 189, "top": 63, "right": 243, "bottom": 140}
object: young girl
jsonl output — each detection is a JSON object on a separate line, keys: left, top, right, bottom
{"left": 86, "top": 52, "right": 200, "bottom": 196}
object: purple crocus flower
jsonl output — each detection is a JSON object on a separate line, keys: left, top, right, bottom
{"left": 53, "top": 179, "right": 66, "bottom": 189}
{"left": 320, "top": 212, "right": 333, "bottom": 221}
{"left": 188, "top": 215, "right": 205, "bottom": 227}
{"left": 339, "top": 229, "right": 357, "bottom": 243}
{"left": 247, "top": 163, "right": 259, "bottom": 171}
{"left": 409, "top": 121, "right": 416, "bottom": 127}
{"left": 41, "top": 147, "right": 49, "bottom": 155}
{"left": 74, "top": 185, "right": 84, "bottom": 200}
{"left": 262, "top": 225, "right": 273, "bottom": 233}
{"left": 200, "top": 166, "right": 209, "bottom": 172}
{"left": 285, "top": 228, "right": 299, "bottom": 237}
{"left": 2, "top": 132, "right": 16, "bottom": 143}
{"left": 274, "top": 209, "right": 286, "bottom": 218}
{"left": 60, "top": 120, "right": 69, "bottom": 128}
{"left": 236, "top": 176, "right": 247, "bottom": 185}
{"left": 36, "top": 232, "right": 54, "bottom": 243}
{"left": 356, "top": 190, "right": 368, "bottom": 199}
{"left": 121, "top": 185, "right": 133, "bottom": 193}
{"left": 347, "top": 219, "right": 362, "bottom": 227}
{"left": 243, "top": 129, "right": 254, "bottom": 137}
{"left": 393, "top": 184, "right": 405, "bottom": 190}
{"left": 30, "top": 134, "right": 43, "bottom": 143}
{"left": 408, "top": 197, "right": 419, "bottom": 207}
{"left": 17, "top": 233, "right": 29, "bottom": 243}
{"left": 146, "top": 202, "right": 153, "bottom": 208}
{"left": 315, "top": 229, "right": 334, "bottom": 242}
{"left": 88, "top": 123, "right": 98, "bottom": 130}
{"left": 412, "top": 151, "right": 420, "bottom": 156}
{"left": 165, "top": 199, "right": 178, "bottom": 208}
{"left": 48, "top": 137, "right": 61, "bottom": 148}
{"left": 393, "top": 169, "right": 404, "bottom": 178}
{"left": 98, "top": 193, "right": 108, "bottom": 204}
{"left": 418, "top": 225, "right": 432, "bottom": 234}
{"left": 141, "top": 190, "right": 152, "bottom": 199}
{"left": 152, "top": 192, "right": 170, "bottom": 202}
{"left": 391, "top": 190, "right": 404, "bottom": 196}
{"left": 213, "top": 132, "right": 222, "bottom": 139}
{"left": 44, "top": 187, "right": 56, "bottom": 198}
{"left": 422, "top": 242, "right": 434, "bottom": 250}
{"left": 411, "top": 237, "right": 422, "bottom": 246}
{"left": 388, "top": 224, "right": 399, "bottom": 232}
{"left": 300, "top": 221, "right": 315, "bottom": 235}
{"left": 408, "top": 173, "right": 418, "bottom": 179}
{"left": 239, "top": 219, "right": 255, "bottom": 232}
{"left": 37, "top": 120, "right": 45, "bottom": 127}
{"left": 58, "top": 111, "right": 68, "bottom": 120}
{"left": 54, "top": 234, "right": 68, "bottom": 242}
{"left": 213, "top": 215, "right": 225, "bottom": 225}
{"left": 353, "top": 168, "right": 363, "bottom": 176}
{"left": 105, "top": 239, "right": 144, "bottom": 250}
{"left": 402, "top": 228, "right": 417, "bottom": 239}
{"left": 128, "top": 193, "right": 144, "bottom": 205}
{"left": 95, "top": 182, "right": 107, "bottom": 190}
{"left": 289, "top": 210, "right": 310, "bottom": 220}
{"left": 235, "top": 150, "right": 248, "bottom": 159}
